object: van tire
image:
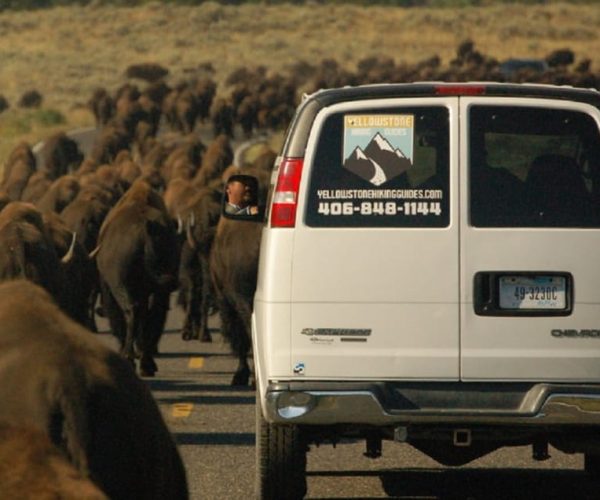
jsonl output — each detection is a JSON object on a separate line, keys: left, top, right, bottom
{"left": 256, "top": 400, "right": 307, "bottom": 499}
{"left": 585, "top": 453, "right": 600, "bottom": 479}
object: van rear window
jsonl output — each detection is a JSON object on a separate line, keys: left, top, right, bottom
{"left": 469, "top": 105, "right": 600, "bottom": 228}
{"left": 305, "top": 106, "right": 450, "bottom": 228}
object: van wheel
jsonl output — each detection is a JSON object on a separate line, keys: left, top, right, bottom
{"left": 256, "top": 400, "right": 307, "bottom": 499}
{"left": 585, "top": 453, "right": 600, "bottom": 479}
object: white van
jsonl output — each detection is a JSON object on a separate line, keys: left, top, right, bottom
{"left": 230, "top": 82, "right": 600, "bottom": 499}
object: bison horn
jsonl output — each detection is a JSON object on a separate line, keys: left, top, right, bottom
{"left": 89, "top": 245, "right": 101, "bottom": 259}
{"left": 185, "top": 217, "right": 196, "bottom": 250}
{"left": 61, "top": 232, "right": 77, "bottom": 264}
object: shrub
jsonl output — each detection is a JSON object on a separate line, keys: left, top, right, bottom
{"left": 124, "top": 63, "right": 169, "bottom": 82}
{"left": 0, "top": 95, "right": 9, "bottom": 114}
{"left": 34, "top": 109, "right": 66, "bottom": 126}
{"left": 18, "top": 90, "right": 43, "bottom": 109}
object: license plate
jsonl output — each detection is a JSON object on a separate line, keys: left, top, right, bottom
{"left": 499, "top": 275, "right": 566, "bottom": 310}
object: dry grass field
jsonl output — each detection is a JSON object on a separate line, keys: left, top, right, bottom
{"left": 1, "top": 2, "right": 599, "bottom": 162}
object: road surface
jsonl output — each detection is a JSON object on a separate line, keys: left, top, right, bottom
{"left": 98, "top": 302, "right": 596, "bottom": 500}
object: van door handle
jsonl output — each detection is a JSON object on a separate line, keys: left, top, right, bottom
{"left": 473, "top": 272, "right": 494, "bottom": 315}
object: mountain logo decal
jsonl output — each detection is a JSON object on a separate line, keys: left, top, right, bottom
{"left": 343, "top": 114, "right": 414, "bottom": 186}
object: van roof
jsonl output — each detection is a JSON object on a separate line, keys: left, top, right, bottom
{"left": 284, "top": 82, "right": 600, "bottom": 158}
{"left": 305, "top": 82, "right": 600, "bottom": 104}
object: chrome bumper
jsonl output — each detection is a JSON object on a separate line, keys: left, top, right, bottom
{"left": 264, "top": 381, "right": 600, "bottom": 426}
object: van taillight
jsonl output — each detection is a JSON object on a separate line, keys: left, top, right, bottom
{"left": 271, "top": 157, "right": 304, "bottom": 228}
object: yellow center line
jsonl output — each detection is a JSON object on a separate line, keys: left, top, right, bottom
{"left": 189, "top": 357, "right": 204, "bottom": 369}
{"left": 172, "top": 403, "right": 194, "bottom": 418}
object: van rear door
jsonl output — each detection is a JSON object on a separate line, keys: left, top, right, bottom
{"left": 289, "top": 98, "right": 460, "bottom": 379}
{"left": 460, "top": 97, "right": 600, "bottom": 381}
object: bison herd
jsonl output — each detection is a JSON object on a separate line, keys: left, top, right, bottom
{"left": 0, "top": 50, "right": 283, "bottom": 496}
{"left": 0, "top": 39, "right": 599, "bottom": 497}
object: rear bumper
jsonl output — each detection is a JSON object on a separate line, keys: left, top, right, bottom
{"left": 264, "top": 381, "right": 600, "bottom": 426}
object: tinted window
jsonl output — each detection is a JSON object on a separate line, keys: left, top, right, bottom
{"left": 305, "top": 107, "right": 450, "bottom": 228}
{"left": 469, "top": 105, "right": 600, "bottom": 227}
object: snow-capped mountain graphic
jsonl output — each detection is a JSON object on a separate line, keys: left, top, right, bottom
{"left": 343, "top": 133, "right": 412, "bottom": 186}
{"left": 344, "top": 147, "right": 378, "bottom": 184}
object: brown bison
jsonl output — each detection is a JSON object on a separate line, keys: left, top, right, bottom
{"left": 178, "top": 184, "right": 222, "bottom": 342}
{"left": 88, "top": 124, "right": 132, "bottom": 165}
{"left": 61, "top": 183, "right": 115, "bottom": 254}
{"left": 95, "top": 178, "right": 179, "bottom": 376}
{"left": 1, "top": 141, "right": 37, "bottom": 201}
{"left": 163, "top": 84, "right": 200, "bottom": 135}
{"left": 39, "top": 131, "right": 84, "bottom": 179}
{"left": 0, "top": 201, "right": 65, "bottom": 305}
{"left": 210, "top": 97, "right": 235, "bottom": 138}
{"left": 0, "top": 279, "right": 188, "bottom": 499}
{"left": 88, "top": 87, "right": 115, "bottom": 127}
{"left": 208, "top": 155, "right": 274, "bottom": 386}
{"left": 61, "top": 183, "right": 116, "bottom": 332}
{"left": 209, "top": 215, "right": 262, "bottom": 385}
{"left": 44, "top": 210, "right": 96, "bottom": 330}
{"left": 193, "top": 134, "right": 233, "bottom": 188}
{"left": 20, "top": 171, "right": 54, "bottom": 204}
{"left": 35, "top": 174, "right": 80, "bottom": 213}
{"left": 194, "top": 77, "right": 217, "bottom": 124}
{"left": 0, "top": 422, "right": 108, "bottom": 500}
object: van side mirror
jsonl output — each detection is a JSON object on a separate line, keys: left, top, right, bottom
{"left": 221, "top": 174, "right": 264, "bottom": 221}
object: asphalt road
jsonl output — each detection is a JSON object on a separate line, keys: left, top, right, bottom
{"left": 95, "top": 302, "right": 598, "bottom": 500}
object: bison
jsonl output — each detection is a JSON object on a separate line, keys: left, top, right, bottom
{"left": 95, "top": 178, "right": 179, "bottom": 376}
{"left": 0, "top": 201, "right": 65, "bottom": 305}
{"left": 39, "top": 131, "right": 84, "bottom": 179}
{"left": 35, "top": 174, "right": 80, "bottom": 214}
{"left": 0, "top": 422, "right": 108, "bottom": 500}
{"left": 61, "top": 184, "right": 116, "bottom": 332}
{"left": 209, "top": 97, "right": 235, "bottom": 138}
{"left": 193, "top": 134, "right": 233, "bottom": 188}
{"left": 44, "top": 210, "right": 96, "bottom": 330}
{"left": 208, "top": 156, "right": 273, "bottom": 386}
{"left": 0, "top": 279, "right": 188, "bottom": 499}
{"left": 88, "top": 87, "right": 115, "bottom": 127}
{"left": 1, "top": 141, "right": 36, "bottom": 201}
{"left": 178, "top": 184, "right": 222, "bottom": 342}
{"left": 209, "top": 215, "right": 262, "bottom": 385}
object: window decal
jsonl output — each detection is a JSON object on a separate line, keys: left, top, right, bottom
{"left": 305, "top": 106, "right": 449, "bottom": 228}
{"left": 343, "top": 114, "right": 414, "bottom": 186}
